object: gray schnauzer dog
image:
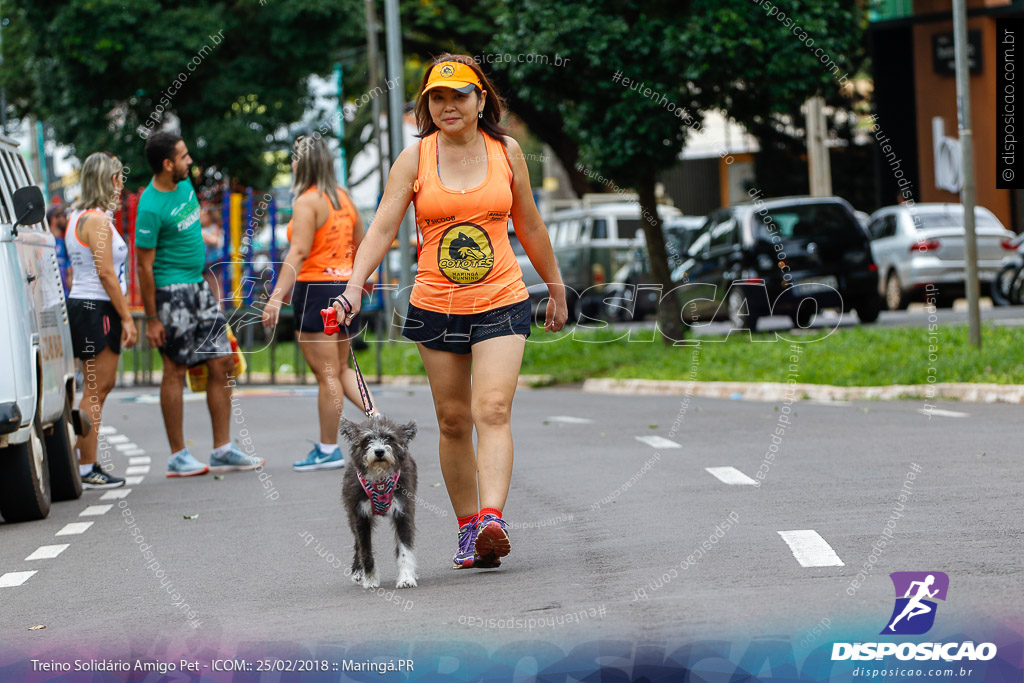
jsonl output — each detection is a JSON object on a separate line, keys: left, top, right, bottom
{"left": 338, "top": 415, "right": 419, "bottom": 589}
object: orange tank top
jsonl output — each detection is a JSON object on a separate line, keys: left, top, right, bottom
{"left": 286, "top": 187, "right": 357, "bottom": 282}
{"left": 410, "top": 131, "right": 528, "bottom": 314}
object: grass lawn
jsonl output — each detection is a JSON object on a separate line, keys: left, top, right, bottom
{"left": 214, "top": 322, "right": 1024, "bottom": 387}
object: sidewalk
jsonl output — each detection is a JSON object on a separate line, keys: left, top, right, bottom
{"left": 581, "top": 378, "right": 1024, "bottom": 403}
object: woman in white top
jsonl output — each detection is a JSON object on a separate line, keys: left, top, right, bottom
{"left": 65, "top": 152, "right": 138, "bottom": 489}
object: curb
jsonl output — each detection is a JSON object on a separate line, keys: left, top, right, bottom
{"left": 580, "top": 378, "right": 1024, "bottom": 404}
{"left": 116, "top": 372, "right": 553, "bottom": 390}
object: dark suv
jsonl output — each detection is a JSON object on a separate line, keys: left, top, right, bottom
{"left": 674, "top": 196, "right": 881, "bottom": 330}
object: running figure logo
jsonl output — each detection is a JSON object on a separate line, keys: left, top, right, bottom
{"left": 437, "top": 223, "right": 494, "bottom": 284}
{"left": 881, "top": 571, "right": 949, "bottom": 635}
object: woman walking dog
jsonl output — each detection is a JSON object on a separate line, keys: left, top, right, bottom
{"left": 336, "top": 54, "right": 568, "bottom": 569}
{"left": 262, "top": 135, "right": 378, "bottom": 471}
{"left": 66, "top": 152, "right": 137, "bottom": 489}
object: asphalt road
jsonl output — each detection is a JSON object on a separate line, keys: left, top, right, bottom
{"left": 1, "top": 383, "right": 1020, "bottom": 664}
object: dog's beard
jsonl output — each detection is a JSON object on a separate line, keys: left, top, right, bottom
{"left": 363, "top": 457, "right": 398, "bottom": 480}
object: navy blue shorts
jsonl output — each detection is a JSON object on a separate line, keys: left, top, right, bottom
{"left": 401, "top": 299, "right": 531, "bottom": 354}
{"left": 291, "top": 280, "right": 362, "bottom": 337}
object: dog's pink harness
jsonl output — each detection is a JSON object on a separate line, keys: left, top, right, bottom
{"left": 357, "top": 469, "right": 402, "bottom": 515}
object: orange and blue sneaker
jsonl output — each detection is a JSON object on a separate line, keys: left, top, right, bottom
{"left": 453, "top": 519, "right": 479, "bottom": 569}
{"left": 474, "top": 513, "right": 511, "bottom": 563}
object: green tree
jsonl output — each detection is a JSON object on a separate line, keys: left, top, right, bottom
{"left": 1, "top": 0, "right": 366, "bottom": 189}
{"left": 487, "top": 0, "right": 866, "bottom": 341}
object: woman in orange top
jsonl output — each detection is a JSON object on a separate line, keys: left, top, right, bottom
{"left": 263, "top": 135, "right": 377, "bottom": 471}
{"left": 336, "top": 54, "right": 568, "bottom": 569}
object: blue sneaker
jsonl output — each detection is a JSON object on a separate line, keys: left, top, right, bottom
{"left": 475, "top": 514, "right": 511, "bottom": 561}
{"left": 167, "top": 449, "right": 209, "bottom": 478}
{"left": 453, "top": 518, "right": 479, "bottom": 569}
{"left": 293, "top": 443, "right": 345, "bottom": 472}
{"left": 209, "top": 442, "right": 265, "bottom": 473}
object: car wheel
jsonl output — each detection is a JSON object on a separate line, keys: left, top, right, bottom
{"left": 854, "top": 297, "right": 882, "bottom": 323}
{"left": 885, "top": 272, "right": 908, "bottom": 311}
{"left": 0, "top": 406, "right": 52, "bottom": 522}
{"left": 47, "top": 395, "right": 83, "bottom": 502}
{"left": 990, "top": 265, "right": 1017, "bottom": 306}
{"left": 728, "top": 288, "right": 758, "bottom": 331}
{"left": 789, "top": 302, "right": 814, "bottom": 329}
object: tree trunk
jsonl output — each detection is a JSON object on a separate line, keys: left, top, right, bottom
{"left": 635, "top": 175, "right": 685, "bottom": 344}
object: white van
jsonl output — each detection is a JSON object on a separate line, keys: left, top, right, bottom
{"left": 544, "top": 196, "right": 681, "bottom": 317}
{"left": 0, "top": 134, "right": 83, "bottom": 522}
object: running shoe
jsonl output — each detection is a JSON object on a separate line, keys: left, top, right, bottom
{"left": 474, "top": 513, "right": 511, "bottom": 560}
{"left": 167, "top": 448, "right": 209, "bottom": 477}
{"left": 82, "top": 464, "right": 126, "bottom": 490}
{"left": 209, "top": 442, "right": 265, "bottom": 472}
{"left": 293, "top": 443, "right": 345, "bottom": 471}
{"left": 452, "top": 519, "right": 479, "bottom": 569}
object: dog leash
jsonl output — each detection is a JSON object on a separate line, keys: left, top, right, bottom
{"left": 321, "top": 295, "right": 375, "bottom": 418}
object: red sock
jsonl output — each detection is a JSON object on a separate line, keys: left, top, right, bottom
{"left": 457, "top": 513, "right": 478, "bottom": 529}
{"left": 479, "top": 507, "right": 502, "bottom": 520}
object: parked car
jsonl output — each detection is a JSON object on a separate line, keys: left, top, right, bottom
{"left": 0, "top": 135, "right": 84, "bottom": 522}
{"left": 867, "top": 203, "right": 1017, "bottom": 309}
{"left": 539, "top": 197, "right": 681, "bottom": 319}
{"left": 602, "top": 216, "right": 705, "bottom": 321}
{"left": 671, "top": 196, "right": 881, "bottom": 330}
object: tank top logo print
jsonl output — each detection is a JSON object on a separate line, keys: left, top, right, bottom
{"left": 437, "top": 223, "right": 494, "bottom": 284}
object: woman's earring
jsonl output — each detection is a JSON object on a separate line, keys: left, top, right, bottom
{"left": 478, "top": 111, "right": 483, "bottom": 119}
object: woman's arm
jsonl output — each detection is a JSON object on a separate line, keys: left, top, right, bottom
{"left": 263, "top": 193, "right": 316, "bottom": 327}
{"left": 504, "top": 136, "right": 568, "bottom": 331}
{"left": 337, "top": 145, "right": 418, "bottom": 322}
{"left": 80, "top": 212, "right": 137, "bottom": 347}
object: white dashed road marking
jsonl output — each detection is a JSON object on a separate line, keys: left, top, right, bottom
{"left": 777, "top": 530, "right": 845, "bottom": 567}
{"left": 705, "top": 466, "right": 758, "bottom": 486}
{"left": 120, "top": 448, "right": 147, "bottom": 456}
{"left": 115, "top": 443, "right": 140, "bottom": 452}
{"left": 918, "top": 408, "right": 969, "bottom": 418}
{"left": 105, "top": 434, "right": 130, "bottom": 444}
{"left": 128, "top": 456, "right": 151, "bottom": 465}
{"left": 98, "top": 425, "right": 118, "bottom": 435}
{"left": 547, "top": 416, "right": 594, "bottom": 424}
{"left": 0, "top": 571, "right": 37, "bottom": 588}
{"left": 55, "top": 522, "right": 94, "bottom": 536}
{"left": 635, "top": 436, "right": 681, "bottom": 449}
{"left": 125, "top": 476, "right": 145, "bottom": 485}
{"left": 125, "top": 466, "right": 150, "bottom": 475}
{"left": 99, "top": 488, "right": 132, "bottom": 500}
{"left": 25, "top": 544, "right": 70, "bottom": 561}
{"left": 79, "top": 505, "right": 113, "bottom": 517}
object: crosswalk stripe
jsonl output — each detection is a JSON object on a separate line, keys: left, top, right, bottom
{"left": 115, "top": 443, "right": 140, "bottom": 452}
{"left": 25, "top": 544, "right": 70, "bottom": 561}
{"left": 104, "top": 434, "right": 130, "bottom": 444}
{"left": 125, "top": 466, "right": 150, "bottom": 475}
{"left": 97, "top": 425, "right": 118, "bottom": 435}
{"left": 55, "top": 522, "right": 94, "bottom": 536}
{"left": 99, "top": 488, "right": 132, "bottom": 500}
{"left": 705, "top": 466, "right": 758, "bottom": 486}
{"left": 0, "top": 571, "right": 37, "bottom": 588}
{"left": 125, "top": 476, "right": 145, "bottom": 485}
{"left": 918, "top": 408, "right": 968, "bottom": 418}
{"left": 547, "top": 416, "right": 594, "bottom": 424}
{"left": 128, "top": 456, "right": 151, "bottom": 465}
{"left": 120, "top": 448, "right": 146, "bottom": 457}
{"left": 777, "top": 530, "right": 845, "bottom": 567}
{"left": 635, "top": 435, "right": 681, "bottom": 449}
{"left": 79, "top": 505, "right": 113, "bottom": 517}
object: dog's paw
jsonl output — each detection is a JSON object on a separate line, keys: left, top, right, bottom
{"left": 350, "top": 569, "right": 363, "bottom": 583}
{"left": 396, "top": 576, "right": 417, "bottom": 589}
{"left": 361, "top": 571, "right": 380, "bottom": 589}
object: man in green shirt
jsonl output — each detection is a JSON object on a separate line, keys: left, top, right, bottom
{"left": 137, "top": 132, "right": 264, "bottom": 477}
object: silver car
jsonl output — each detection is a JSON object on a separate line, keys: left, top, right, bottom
{"left": 867, "top": 203, "right": 1016, "bottom": 309}
{"left": 0, "top": 135, "right": 83, "bottom": 522}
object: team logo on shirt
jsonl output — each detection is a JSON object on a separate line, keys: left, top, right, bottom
{"left": 438, "top": 223, "right": 494, "bottom": 284}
